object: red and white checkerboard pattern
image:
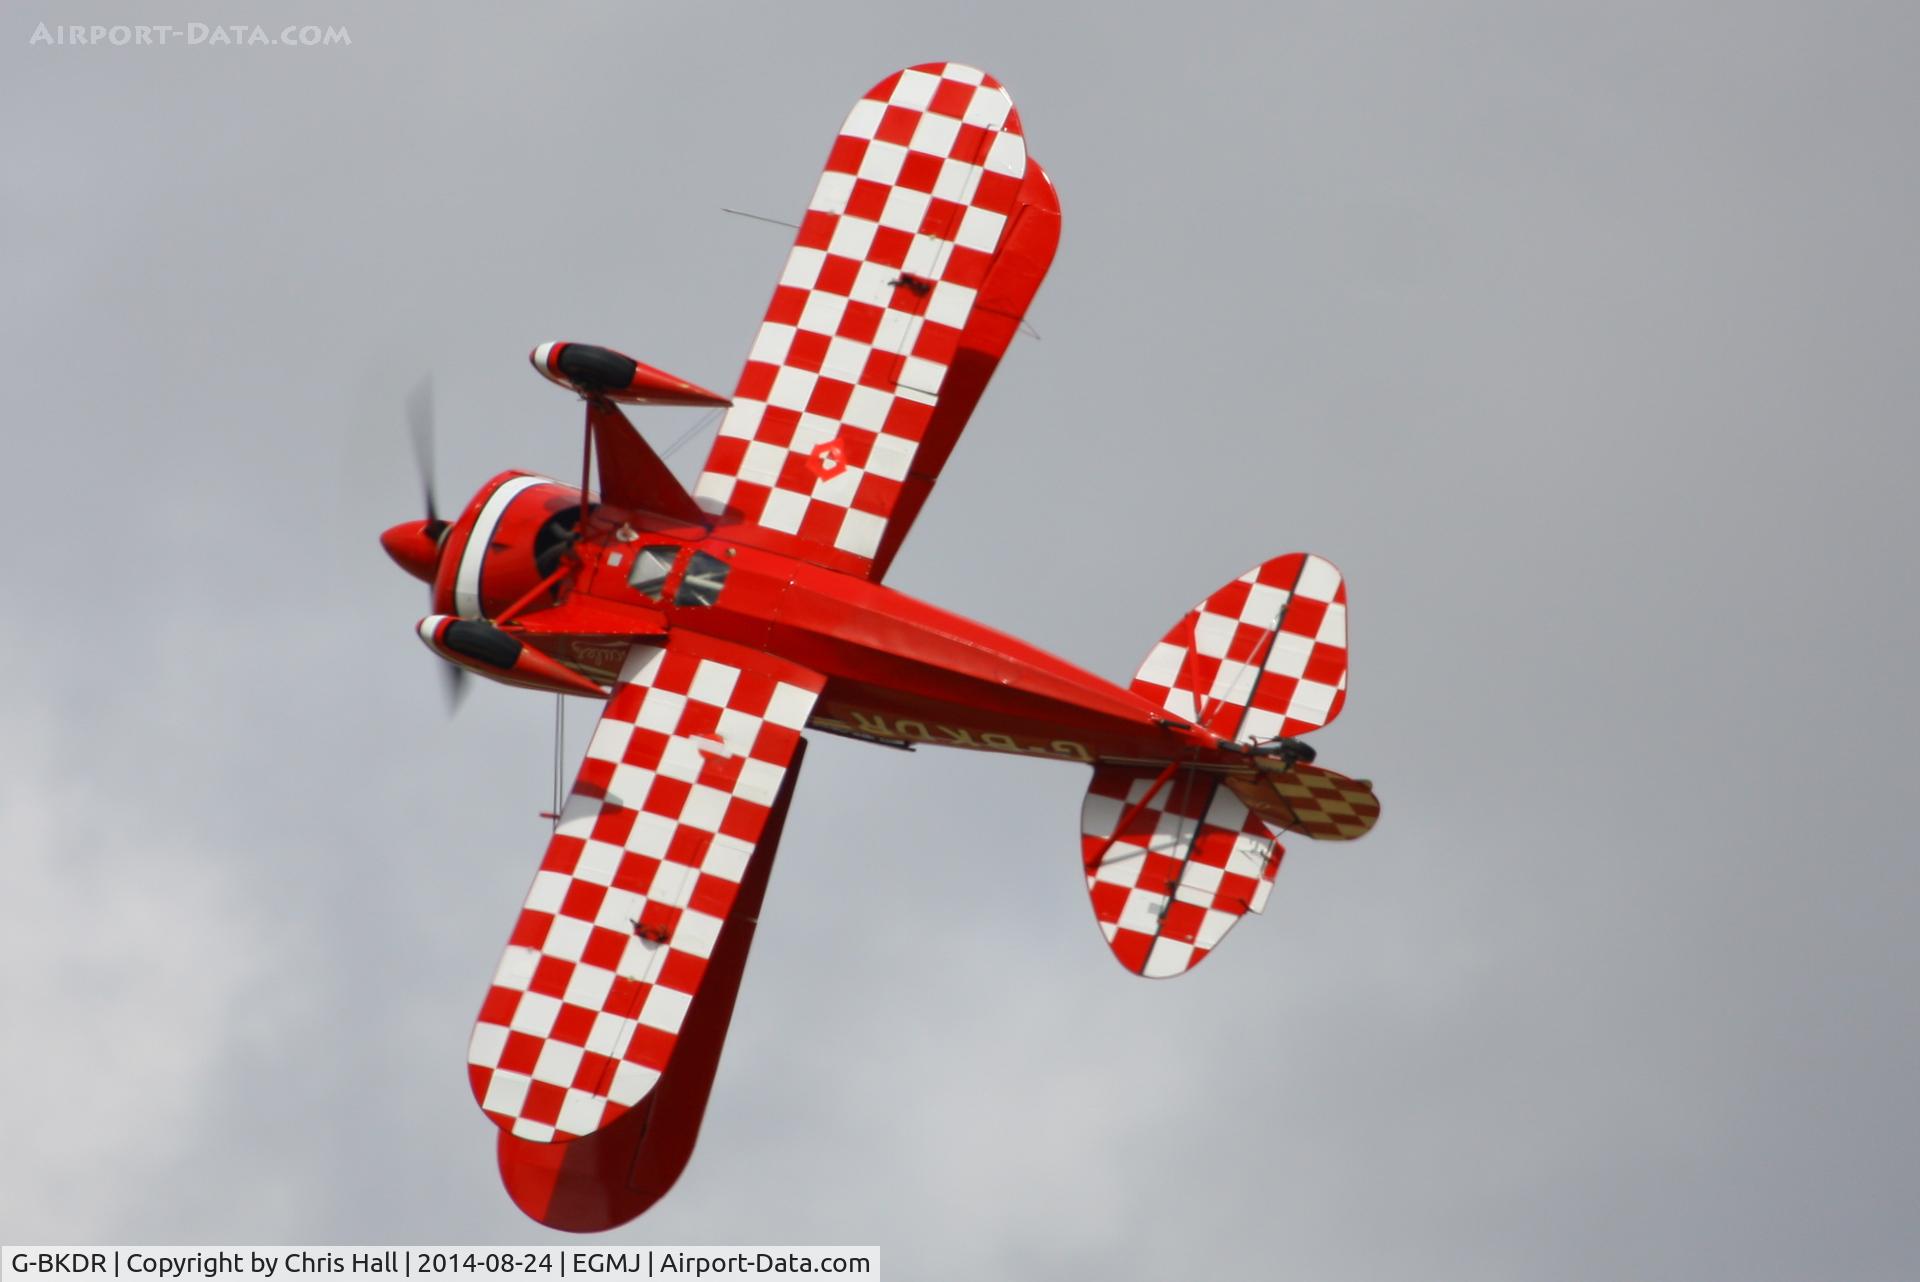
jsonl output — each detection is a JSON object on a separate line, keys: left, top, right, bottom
{"left": 468, "top": 638, "right": 822, "bottom": 1142}
{"left": 1131, "top": 553, "right": 1349, "bottom": 744}
{"left": 1080, "top": 766, "right": 1284, "bottom": 978}
{"left": 694, "top": 63, "right": 1029, "bottom": 568}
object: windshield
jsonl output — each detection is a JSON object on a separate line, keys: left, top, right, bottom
{"left": 627, "top": 544, "right": 679, "bottom": 600}
{"left": 674, "top": 551, "right": 729, "bottom": 607}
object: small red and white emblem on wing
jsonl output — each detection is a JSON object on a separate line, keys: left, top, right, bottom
{"left": 809, "top": 438, "right": 849, "bottom": 479}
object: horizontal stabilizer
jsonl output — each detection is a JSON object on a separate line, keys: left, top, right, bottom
{"left": 1132, "top": 553, "right": 1348, "bottom": 743}
{"left": 1080, "top": 765, "right": 1282, "bottom": 978}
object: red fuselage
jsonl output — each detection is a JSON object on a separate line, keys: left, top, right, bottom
{"left": 390, "top": 469, "right": 1236, "bottom": 770}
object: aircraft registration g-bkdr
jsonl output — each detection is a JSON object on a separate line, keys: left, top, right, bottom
{"left": 381, "top": 62, "right": 1381, "bottom": 1231}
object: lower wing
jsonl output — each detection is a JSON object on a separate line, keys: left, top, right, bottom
{"left": 467, "top": 633, "right": 823, "bottom": 1142}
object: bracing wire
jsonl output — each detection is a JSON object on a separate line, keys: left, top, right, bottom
{"left": 551, "top": 693, "right": 564, "bottom": 832}
{"left": 661, "top": 407, "right": 724, "bottom": 462}
{"left": 720, "top": 206, "right": 800, "bottom": 230}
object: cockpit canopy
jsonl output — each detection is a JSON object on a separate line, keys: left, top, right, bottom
{"left": 628, "top": 544, "right": 731, "bottom": 608}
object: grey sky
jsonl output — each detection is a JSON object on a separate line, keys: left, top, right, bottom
{"left": 4, "top": 1, "right": 1917, "bottom": 1277}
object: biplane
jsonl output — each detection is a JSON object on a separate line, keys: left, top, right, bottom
{"left": 381, "top": 63, "right": 1381, "bottom": 1231}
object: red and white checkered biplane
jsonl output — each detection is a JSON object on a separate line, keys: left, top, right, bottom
{"left": 381, "top": 63, "right": 1380, "bottom": 1231}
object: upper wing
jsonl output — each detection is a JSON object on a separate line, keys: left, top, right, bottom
{"left": 467, "top": 633, "right": 822, "bottom": 1143}
{"left": 694, "top": 62, "right": 1061, "bottom": 581}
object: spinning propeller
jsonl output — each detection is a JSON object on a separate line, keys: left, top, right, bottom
{"left": 408, "top": 378, "right": 449, "bottom": 543}
{"left": 379, "top": 377, "right": 466, "bottom": 709}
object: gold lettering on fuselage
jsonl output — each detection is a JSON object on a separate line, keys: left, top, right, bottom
{"left": 841, "top": 711, "right": 1091, "bottom": 761}
{"left": 567, "top": 638, "right": 631, "bottom": 677}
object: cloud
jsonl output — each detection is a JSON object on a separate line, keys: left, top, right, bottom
{"left": 0, "top": 698, "right": 326, "bottom": 1236}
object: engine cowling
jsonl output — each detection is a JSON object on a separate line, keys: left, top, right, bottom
{"left": 431, "top": 472, "right": 585, "bottom": 621}
{"left": 530, "top": 342, "right": 730, "bottom": 407}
